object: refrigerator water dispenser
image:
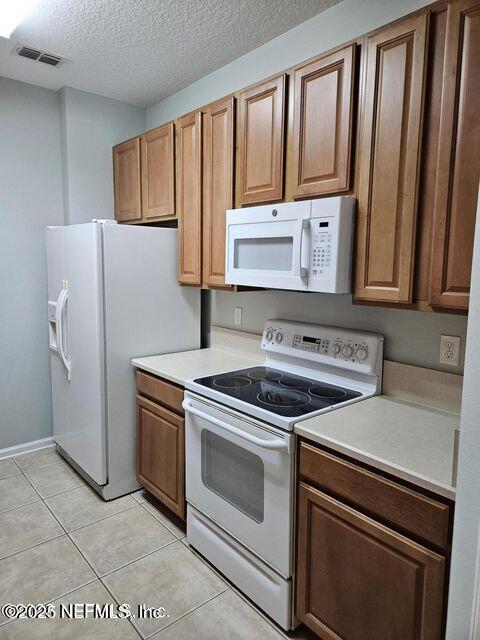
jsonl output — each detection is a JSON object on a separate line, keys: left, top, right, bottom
{"left": 48, "top": 301, "right": 58, "bottom": 351}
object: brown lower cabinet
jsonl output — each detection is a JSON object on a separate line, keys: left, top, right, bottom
{"left": 296, "top": 442, "right": 451, "bottom": 640}
{"left": 135, "top": 370, "right": 185, "bottom": 519}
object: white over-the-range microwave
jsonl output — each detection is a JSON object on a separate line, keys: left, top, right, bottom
{"left": 225, "top": 196, "right": 355, "bottom": 293}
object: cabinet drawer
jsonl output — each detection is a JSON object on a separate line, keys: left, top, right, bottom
{"left": 299, "top": 441, "right": 451, "bottom": 549}
{"left": 136, "top": 370, "right": 184, "bottom": 415}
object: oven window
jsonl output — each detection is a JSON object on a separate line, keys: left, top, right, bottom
{"left": 201, "top": 429, "right": 264, "bottom": 523}
{"left": 234, "top": 237, "right": 293, "bottom": 271}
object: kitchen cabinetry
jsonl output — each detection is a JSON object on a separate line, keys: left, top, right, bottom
{"left": 113, "top": 0, "right": 478, "bottom": 312}
{"left": 136, "top": 370, "right": 185, "bottom": 519}
{"left": 113, "top": 124, "right": 175, "bottom": 223}
{"left": 176, "top": 111, "right": 202, "bottom": 285}
{"left": 429, "top": 0, "right": 480, "bottom": 311}
{"left": 141, "top": 123, "right": 175, "bottom": 220}
{"left": 202, "top": 97, "right": 235, "bottom": 289}
{"left": 292, "top": 44, "right": 356, "bottom": 198}
{"left": 355, "top": 14, "right": 428, "bottom": 304}
{"left": 236, "top": 75, "right": 286, "bottom": 205}
{"left": 113, "top": 138, "right": 142, "bottom": 222}
{"left": 296, "top": 441, "right": 451, "bottom": 640}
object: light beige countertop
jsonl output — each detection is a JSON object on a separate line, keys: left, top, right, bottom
{"left": 295, "top": 395, "right": 459, "bottom": 500}
{"left": 132, "top": 347, "right": 262, "bottom": 387}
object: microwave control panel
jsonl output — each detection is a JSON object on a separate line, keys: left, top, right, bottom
{"left": 307, "top": 198, "right": 354, "bottom": 294}
{"left": 311, "top": 219, "right": 333, "bottom": 277}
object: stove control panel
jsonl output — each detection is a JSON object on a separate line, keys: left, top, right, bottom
{"left": 262, "top": 320, "right": 383, "bottom": 376}
{"left": 293, "top": 334, "right": 330, "bottom": 355}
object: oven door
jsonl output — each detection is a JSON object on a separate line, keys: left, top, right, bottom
{"left": 225, "top": 201, "right": 311, "bottom": 290}
{"left": 183, "top": 392, "right": 295, "bottom": 577}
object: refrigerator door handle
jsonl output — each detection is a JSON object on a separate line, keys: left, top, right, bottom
{"left": 56, "top": 288, "right": 71, "bottom": 381}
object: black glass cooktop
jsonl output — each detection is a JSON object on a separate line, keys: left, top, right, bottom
{"left": 193, "top": 366, "right": 362, "bottom": 418}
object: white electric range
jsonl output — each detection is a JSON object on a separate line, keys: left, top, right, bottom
{"left": 183, "top": 320, "right": 384, "bottom": 630}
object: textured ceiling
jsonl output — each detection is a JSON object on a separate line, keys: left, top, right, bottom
{"left": 0, "top": 0, "right": 339, "bottom": 106}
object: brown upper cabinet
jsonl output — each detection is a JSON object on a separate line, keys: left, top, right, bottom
{"left": 429, "top": 0, "right": 480, "bottom": 311}
{"left": 113, "top": 125, "right": 175, "bottom": 223}
{"left": 176, "top": 111, "right": 203, "bottom": 285}
{"left": 292, "top": 44, "right": 356, "bottom": 198}
{"left": 113, "top": 138, "right": 142, "bottom": 222}
{"left": 355, "top": 14, "right": 428, "bottom": 304}
{"left": 141, "top": 123, "right": 175, "bottom": 220}
{"left": 113, "top": 0, "right": 478, "bottom": 313}
{"left": 202, "top": 97, "right": 235, "bottom": 289}
{"left": 236, "top": 75, "right": 286, "bottom": 205}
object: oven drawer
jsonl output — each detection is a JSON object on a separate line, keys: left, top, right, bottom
{"left": 299, "top": 441, "right": 451, "bottom": 549}
{"left": 187, "top": 504, "right": 292, "bottom": 630}
{"left": 136, "top": 369, "right": 184, "bottom": 415}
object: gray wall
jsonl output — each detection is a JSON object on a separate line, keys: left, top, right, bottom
{"left": 0, "top": 77, "right": 64, "bottom": 449}
{"left": 60, "top": 87, "right": 145, "bottom": 224}
{"left": 0, "top": 80, "right": 145, "bottom": 451}
{"left": 211, "top": 291, "right": 468, "bottom": 372}
{"left": 146, "top": 0, "right": 468, "bottom": 374}
{"left": 446, "top": 193, "right": 480, "bottom": 638}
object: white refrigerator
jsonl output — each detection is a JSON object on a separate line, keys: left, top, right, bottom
{"left": 46, "top": 221, "right": 201, "bottom": 499}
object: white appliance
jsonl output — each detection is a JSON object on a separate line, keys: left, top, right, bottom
{"left": 225, "top": 197, "right": 354, "bottom": 292}
{"left": 183, "top": 320, "right": 383, "bottom": 629}
{"left": 46, "top": 221, "right": 200, "bottom": 499}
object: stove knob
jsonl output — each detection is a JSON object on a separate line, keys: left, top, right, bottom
{"left": 342, "top": 344, "right": 353, "bottom": 359}
{"left": 276, "top": 332, "right": 283, "bottom": 344}
{"left": 333, "top": 342, "right": 342, "bottom": 355}
{"left": 266, "top": 329, "right": 274, "bottom": 341}
{"left": 355, "top": 346, "right": 368, "bottom": 361}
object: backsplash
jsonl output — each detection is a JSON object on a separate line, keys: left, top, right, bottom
{"left": 210, "top": 289, "right": 468, "bottom": 373}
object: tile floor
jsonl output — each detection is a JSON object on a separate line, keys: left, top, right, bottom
{"left": 0, "top": 446, "right": 315, "bottom": 640}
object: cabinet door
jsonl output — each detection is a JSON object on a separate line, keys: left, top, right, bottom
{"left": 141, "top": 123, "right": 175, "bottom": 220}
{"left": 203, "top": 97, "right": 235, "bottom": 289}
{"left": 176, "top": 112, "right": 202, "bottom": 285}
{"left": 355, "top": 15, "right": 428, "bottom": 303}
{"left": 429, "top": 0, "right": 480, "bottom": 310}
{"left": 292, "top": 44, "right": 356, "bottom": 198}
{"left": 113, "top": 138, "right": 142, "bottom": 222}
{"left": 237, "top": 75, "right": 286, "bottom": 205}
{"left": 136, "top": 395, "right": 185, "bottom": 519}
{"left": 296, "top": 482, "right": 445, "bottom": 640}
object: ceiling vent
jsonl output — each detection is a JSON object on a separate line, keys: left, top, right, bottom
{"left": 12, "top": 44, "right": 65, "bottom": 68}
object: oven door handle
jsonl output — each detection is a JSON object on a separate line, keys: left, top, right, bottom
{"left": 183, "top": 400, "right": 292, "bottom": 453}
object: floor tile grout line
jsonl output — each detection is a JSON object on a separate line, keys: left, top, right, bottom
{"left": 94, "top": 570, "right": 144, "bottom": 639}
{"left": 99, "top": 537, "right": 180, "bottom": 579}
{"left": 22, "top": 479, "right": 86, "bottom": 501}
{"left": 138, "top": 502, "right": 185, "bottom": 538}
{"left": 0, "top": 576, "right": 100, "bottom": 629}
{"left": 97, "top": 540, "right": 227, "bottom": 638}
{"left": 0, "top": 531, "right": 66, "bottom": 564}
{"left": 15, "top": 458, "right": 72, "bottom": 475}
{"left": 0, "top": 497, "right": 42, "bottom": 517}
{"left": 64, "top": 502, "right": 141, "bottom": 534}
{"left": 227, "top": 581, "right": 291, "bottom": 638}
{"left": 138, "top": 501, "right": 186, "bottom": 539}
{"left": 184, "top": 540, "right": 291, "bottom": 638}
{"left": 144, "top": 586, "right": 231, "bottom": 639}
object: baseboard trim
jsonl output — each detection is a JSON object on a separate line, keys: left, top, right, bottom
{"left": 0, "top": 437, "right": 55, "bottom": 461}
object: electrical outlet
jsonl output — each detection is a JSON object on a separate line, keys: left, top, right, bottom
{"left": 234, "top": 306, "right": 242, "bottom": 326}
{"left": 439, "top": 335, "right": 461, "bottom": 366}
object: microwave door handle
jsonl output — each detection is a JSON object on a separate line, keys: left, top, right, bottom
{"left": 300, "top": 219, "right": 310, "bottom": 278}
{"left": 183, "top": 400, "right": 291, "bottom": 453}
